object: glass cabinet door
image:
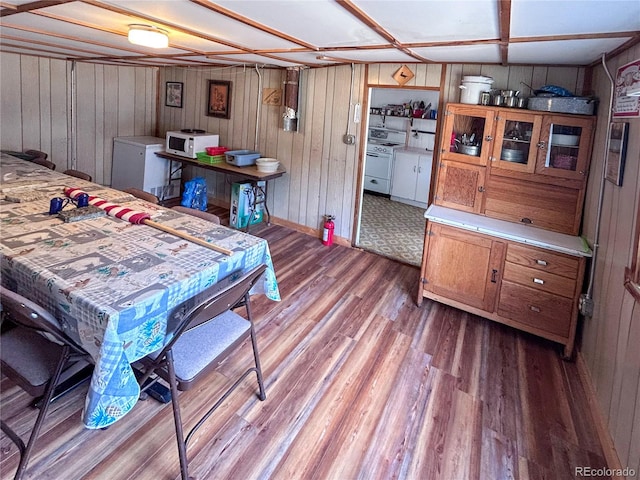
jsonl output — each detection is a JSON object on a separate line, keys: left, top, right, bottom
{"left": 491, "top": 112, "right": 541, "bottom": 173}
{"left": 440, "top": 106, "right": 495, "bottom": 166}
{"left": 535, "top": 115, "right": 593, "bottom": 182}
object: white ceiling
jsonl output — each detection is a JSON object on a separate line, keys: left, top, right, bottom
{"left": 0, "top": 0, "right": 638, "bottom": 68}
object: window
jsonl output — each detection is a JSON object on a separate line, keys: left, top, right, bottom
{"left": 625, "top": 203, "right": 640, "bottom": 301}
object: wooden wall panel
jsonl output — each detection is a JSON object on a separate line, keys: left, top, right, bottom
{"left": 0, "top": 53, "right": 157, "bottom": 185}
{"left": 0, "top": 54, "right": 22, "bottom": 148}
{"left": 581, "top": 43, "right": 640, "bottom": 474}
{"left": 158, "top": 64, "right": 364, "bottom": 239}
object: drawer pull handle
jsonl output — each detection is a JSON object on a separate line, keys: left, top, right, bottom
{"left": 490, "top": 269, "right": 498, "bottom": 283}
{"left": 533, "top": 278, "right": 544, "bottom": 285}
{"left": 370, "top": 179, "right": 378, "bottom": 184}
{"left": 521, "top": 217, "right": 532, "bottom": 224}
{"left": 530, "top": 305, "right": 541, "bottom": 313}
{"left": 536, "top": 259, "right": 548, "bottom": 266}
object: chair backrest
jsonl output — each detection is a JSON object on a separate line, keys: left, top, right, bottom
{"left": 0, "top": 286, "right": 85, "bottom": 354}
{"left": 171, "top": 205, "right": 220, "bottom": 224}
{"left": 163, "top": 264, "right": 267, "bottom": 353}
{"left": 124, "top": 188, "right": 159, "bottom": 204}
{"left": 63, "top": 169, "right": 92, "bottom": 182}
{"left": 24, "top": 149, "right": 48, "bottom": 160}
{"left": 30, "top": 157, "right": 56, "bottom": 170}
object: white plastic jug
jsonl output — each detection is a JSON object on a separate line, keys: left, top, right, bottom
{"left": 459, "top": 76, "right": 494, "bottom": 104}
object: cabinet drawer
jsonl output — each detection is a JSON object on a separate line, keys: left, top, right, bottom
{"left": 503, "top": 262, "right": 576, "bottom": 298}
{"left": 498, "top": 281, "right": 573, "bottom": 338}
{"left": 363, "top": 175, "right": 390, "bottom": 194}
{"left": 506, "top": 243, "right": 579, "bottom": 278}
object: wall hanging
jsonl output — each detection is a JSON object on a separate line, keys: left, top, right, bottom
{"left": 165, "top": 82, "right": 183, "bottom": 108}
{"left": 207, "top": 80, "right": 231, "bottom": 119}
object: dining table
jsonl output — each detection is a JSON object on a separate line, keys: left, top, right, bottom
{"left": 0, "top": 153, "right": 280, "bottom": 429}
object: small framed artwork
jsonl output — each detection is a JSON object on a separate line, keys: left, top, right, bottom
{"left": 605, "top": 122, "right": 629, "bottom": 186}
{"left": 165, "top": 82, "right": 183, "bottom": 108}
{"left": 207, "top": 80, "right": 231, "bottom": 119}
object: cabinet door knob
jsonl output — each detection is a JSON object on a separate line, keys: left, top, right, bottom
{"left": 484, "top": 135, "right": 493, "bottom": 142}
{"left": 537, "top": 141, "right": 546, "bottom": 149}
{"left": 478, "top": 186, "right": 485, "bottom": 192}
{"left": 413, "top": 165, "right": 416, "bottom": 172}
{"left": 533, "top": 278, "right": 545, "bottom": 285}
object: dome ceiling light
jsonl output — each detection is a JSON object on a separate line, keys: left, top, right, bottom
{"left": 127, "top": 24, "right": 169, "bottom": 49}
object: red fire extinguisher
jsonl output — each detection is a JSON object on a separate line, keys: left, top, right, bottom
{"left": 322, "top": 214, "right": 335, "bottom": 246}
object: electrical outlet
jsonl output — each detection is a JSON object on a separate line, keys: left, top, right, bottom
{"left": 343, "top": 134, "right": 355, "bottom": 145}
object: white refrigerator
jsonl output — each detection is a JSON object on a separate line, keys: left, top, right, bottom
{"left": 112, "top": 136, "right": 181, "bottom": 201}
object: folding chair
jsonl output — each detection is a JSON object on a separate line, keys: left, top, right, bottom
{"left": 171, "top": 205, "right": 221, "bottom": 224}
{"left": 63, "top": 169, "right": 92, "bottom": 182}
{"left": 0, "top": 287, "right": 92, "bottom": 480}
{"left": 23, "top": 149, "right": 48, "bottom": 160}
{"left": 123, "top": 187, "right": 159, "bottom": 204}
{"left": 29, "top": 157, "right": 56, "bottom": 170}
{"left": 136, "top": 264, "right": 267, "bottom": 480}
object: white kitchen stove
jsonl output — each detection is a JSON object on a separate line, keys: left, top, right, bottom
{"left": 364, "top": 128, "right": 407, "bottom": 195}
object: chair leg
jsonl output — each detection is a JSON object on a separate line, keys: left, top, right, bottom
{"left": 165, "top": 351, "right": 190, "bottom": 480}
{"left": 249, "top": 327, "right": 266, "bottom": 401}
{"left": 245, "top": 295, "right": 266, "bottom": 401}
{"left": 14, "top": 346, "right": 70, "bottom": 480}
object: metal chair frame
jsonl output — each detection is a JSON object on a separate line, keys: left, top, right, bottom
{"left": 136, "top": 264, "right": 267, "bottom": 480}
{"left": 0, "top": 287, "right": 92, "bottom": 480}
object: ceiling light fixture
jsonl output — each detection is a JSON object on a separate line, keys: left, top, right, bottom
{"left": 128, "top": 24, "right": 169, "bottom": 49}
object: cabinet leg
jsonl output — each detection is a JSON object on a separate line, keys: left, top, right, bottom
{"left": 562, "top": 344, "right": 575, "bottom": 362}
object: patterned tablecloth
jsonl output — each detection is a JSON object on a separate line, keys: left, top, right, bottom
{"left": 0, "top": 154, "right": 280, "bottom": 429}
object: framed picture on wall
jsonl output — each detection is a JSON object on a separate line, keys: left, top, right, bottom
{"left": 165, "top": 82, "right": 183, "bottom": 108}
{"left": 207, "top": 80, "right": 231, "bottom": 119}
{"left": 605, "top": 122, "right": 629, "bottom": 186}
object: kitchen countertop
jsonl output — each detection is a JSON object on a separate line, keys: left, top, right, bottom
{"left": 424, "top": 204, "right": 592, "bottom": 257}
{"left": 395, "top": 147, "right": 434, "bottom": 155}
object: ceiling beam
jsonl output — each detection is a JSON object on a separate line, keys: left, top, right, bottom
{"left": 0, "top": 0, "right": 72, "bottom": 17}
{"left": 498, "top": 0, "right": 511, "bottom": 65}
{"left": 188, "top": 0, "right": 318, "bottom": 51}
{"left": 335, "top": 0, "right": 431, "bottom": 64}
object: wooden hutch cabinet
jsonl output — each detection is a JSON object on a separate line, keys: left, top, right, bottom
{"left": 419, "top": 103, "right": 595, "bottom": 358}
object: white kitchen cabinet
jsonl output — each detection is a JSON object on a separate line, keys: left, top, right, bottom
{"left": 391, "top": 149, "right": 434, "bottom": 207}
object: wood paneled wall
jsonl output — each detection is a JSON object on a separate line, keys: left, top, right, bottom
{"left": 581, "top": 45, "right": 640, "bottom": 474}
{"left": 0, "top": 53, "right": 157, "bottom": 185}
{"left": 158, "top": 64, "right": 366, "bottom": 239}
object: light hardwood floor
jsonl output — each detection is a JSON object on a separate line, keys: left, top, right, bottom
{"left": 0, "top": 222, "right": 609, "bottom": 480}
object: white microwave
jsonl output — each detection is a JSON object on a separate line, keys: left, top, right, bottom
{"left": 165, "top": 130, "right": 219, "bottom": 158}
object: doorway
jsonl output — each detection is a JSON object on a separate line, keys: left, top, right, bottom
{"left": 355, "top": 86, "right": 440, "bottom": 266}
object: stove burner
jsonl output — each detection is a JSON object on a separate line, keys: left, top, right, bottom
{"left": 180, "top": 129, "right": 206, "bottom": 134}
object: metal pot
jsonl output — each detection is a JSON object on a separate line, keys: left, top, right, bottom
{"left": 504, "top": 96, "right": 518, "bottom": 108}
{"left": 459, "top": 145, "right": 480, "bottom": 156}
